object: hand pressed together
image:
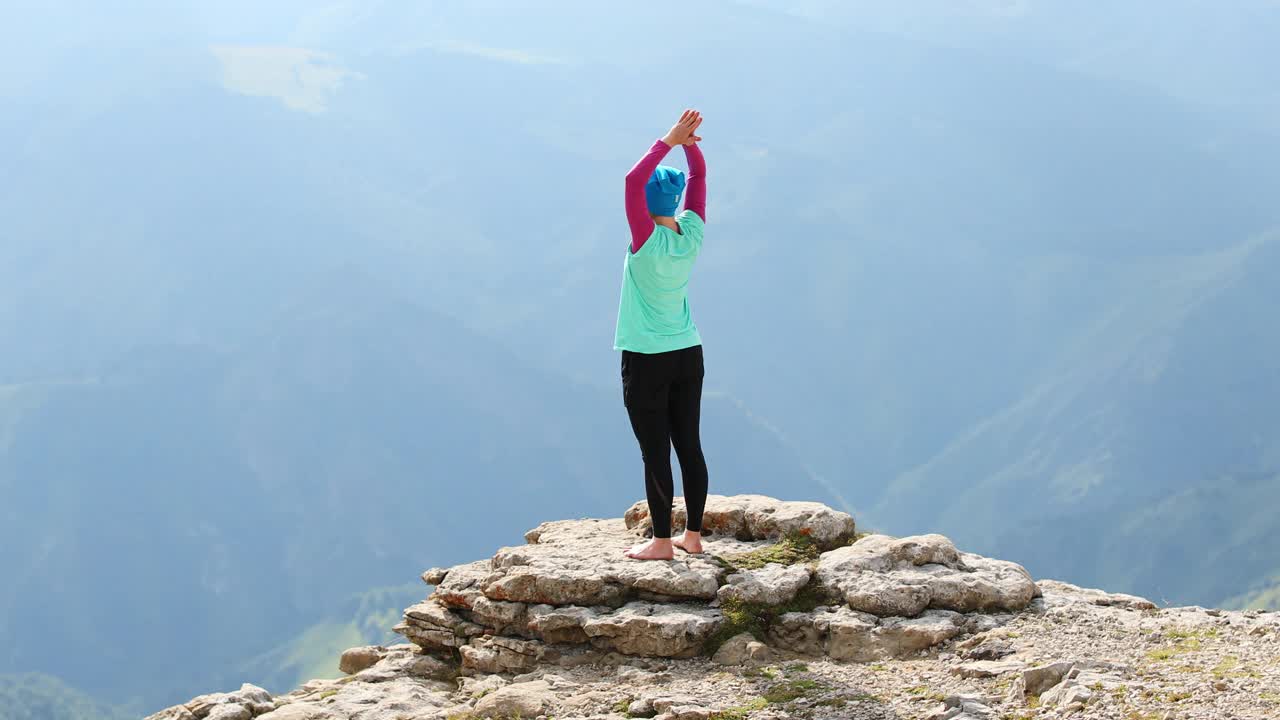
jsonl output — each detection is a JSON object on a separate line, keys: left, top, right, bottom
{"left": 662, "top": 109, "right": 704, "bottom": 147}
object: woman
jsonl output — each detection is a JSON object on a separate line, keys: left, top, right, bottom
{"left": 615, "top": 109, "right": 709, "bottom": 561}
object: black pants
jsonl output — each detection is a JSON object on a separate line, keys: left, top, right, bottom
{"left": 621, "top": 344, "right": 708, "bottom": 539}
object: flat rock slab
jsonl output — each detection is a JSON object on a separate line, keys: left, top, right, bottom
{"left": 950, "top": 659, "right": 1027, "bottom": 678}
{"left": 769, "top": 606, "right": 972, "bottom": 660}
{"left": 259, "top": 677, "right": 454, "bottom": 720}
{"left": 1036, "top": 579, "right": 1156, "bottom": 610}
{"left": 395, "top": 600, "right": 485, "bottom": 651}
{"left": 582, "top": 601, "right": 723, "bottom": 657}
{"left": 717, "top": 562, "right": 813, "bottom": 606}
{"left": 486, "top": 520, "right": 751, "bottom": 606}
{"left": 473, "top": 679, "right": 554, "bottom": 719}
{"left": 145, "top": 684, "right": 274, "bottom": 720}
{"left": 624, "top": 494, "right": 856, "bottom": 549}
{"left": 816, "top": 534, "right": 1038, "bottom": 616}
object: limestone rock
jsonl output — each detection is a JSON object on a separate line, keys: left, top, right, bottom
{"left": 146, "top": 684, "right": 274, "bottom": 720}
{"left": 1040, "top": 678, "right": 1094, "bottom": 709}
{"left": 485, "top": 519, "right": 741, "bottom": 606}
{"left": 1004, "top": 660, "right": 1130, "bottom": 709}
{"left": 396, "top": 600, "right": 485, "bottom": 651}
{"left": 950, "top": 659, "right": 1026, "bottom": 678}
{"left": 458, "top": 673, "right": 509, "bottom": 699}
{"left": 624, "top": 494, "right": 856, "bottom": 549}
{"left": 428, "top": 559, "right": 493, "bottom": 610}
{"left": 256, "top": 706, "right": 341, "bottom": 720}
{"left": 526, "top": 603, "right": 602, "bottom": 644}
{"left": 261, "top": 677, "right": 452, "bottom": 720}
{"left": 353, "top": 648, "right": 455, "bottom": 683}
{"left": 1037, "top": 579, "right": 1157, "bottom": 610}
{"left": 811, "top": 606, "right": 967, "bottom": 661}
{"left": 650, "top": 694, "right": 706, "bottom": 714}
{"left": 627, "top": 697, "right": 657, "bottom": 717}
{"left": 1009, "top": 661, "right": 1076, "bottom": 698}
{"left": 338, "top": 645, "right": 383, "bottom": 675}
{"left": 716, "top": 563, "right": 813, "bottom": 606}
{"left": 816, "top": 533, "right": 1037, "bottom": 616}
{"left": 711, "top": 632, "right": 772, "bottom": 665}
{"left": 958, "top": 636, "right": 1015, "bottom": 660}
{"left": 926, "top": 693, "right": 998, "bottom": 720}
{"left": 581, "top": 601, "right": 722, "bottom": 656}
{"left": 144, "top": 708, "right": 197, "bottom": 720}
{"left": 472, "top": 679, "right": 553, "bottom": 719}
{"left": 656, "top": 706, "right": 713, "bottom": 720}
{"left": 471, "top": 596, "right": 530, "bottom": 634}
{"left": 767, "top": 610, "right": 827, "bottom": 655}
{"left": 461, "top": 635, "right": 546, "bottom": 674}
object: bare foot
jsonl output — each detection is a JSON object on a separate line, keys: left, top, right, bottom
{"left": 624, "top": 538, "right": 674, "bottom": 560}
{"left": 673, "top": 531, "right": 704, "bottom": 554}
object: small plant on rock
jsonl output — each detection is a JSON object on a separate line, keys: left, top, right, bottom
{"left": 762, "top": 678, "right": 829, "bottom": 704}
{"left": 703, "top": 581, "right": 830, "bottom": 655}
{"left": 708, "top": 697, "right": 768, "bottom": 720}
{"left": 717, "top": 530, "right": 820, "bottom": 570}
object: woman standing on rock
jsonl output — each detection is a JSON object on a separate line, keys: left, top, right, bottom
{"left": 616, "top": 109, "right": 710, "bottom": 561}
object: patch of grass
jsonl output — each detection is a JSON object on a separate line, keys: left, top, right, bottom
{"left": 708, "top": 697, "right": 768, "bottom": 720}
{"left": 868, "top": 663, "right": 888, "bottom": 672}
{"left": 705, "top": 596, "right": 768, "bottom": 654}
{"left": 1166, "top": 626, "right": 1219, "bottom": 640}
{"left": 906, "top": 681, "right": 947, "bottom": 702}
{"left": 703, "top": 582, "right": 829, "bottom": 655}
{"left": 1261, "top": 691, "right": 1280, "bottom": 704}
{"left": 718, "top": 531, "right": 821, "bottom": 570}
{"left": 783, "top": 662, "right": 809, "bottom": 675}
{"left": 612, "top": 697, "right": 632, "bottom": 715}
{"left": 1125, "top": 713, "right": 1160, "bottom": 720}
{"left": 1145, "top": 636, "right": 1202, "bottom": 662}
{"left": 317, "top": 689, "right": 338, "bottom": 700}
{"left": 1212, "top": 656, "right": 1238, "bottom": 677}
{"left": 762, "top": 678, "right": 830, "bottom": 704}
{"left": 1165, "top": 690, "right": 1192, "bottom": 702}
{"left": 1209, "top": 655, "right": 1262, "bottom": 679}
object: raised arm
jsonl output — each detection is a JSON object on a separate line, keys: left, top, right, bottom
{"left": 682, "top": 143, "right": 706, "bottom": 223}
{"left": 625, "top": 138, "right": 672, "bottom": 253}
{"left": 625, "top": 110, "right": 704, "bottom": 253}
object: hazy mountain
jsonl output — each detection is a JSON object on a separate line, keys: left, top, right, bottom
{"left": 3, "top": 0, "right": 1279, "bottom": 713}
{"left": 0, "top": 269, "right": 816, "bottom": 708}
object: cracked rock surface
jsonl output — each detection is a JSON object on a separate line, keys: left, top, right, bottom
{"left": 395, "top": 496, "right": 1039, "bottom": 672}
{"left": 145, "top": 496, "right": 1280, "bottom": 719}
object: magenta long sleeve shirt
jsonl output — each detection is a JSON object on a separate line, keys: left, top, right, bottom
{"left": 624, "top": 139, "right": 707, "bottom": 253}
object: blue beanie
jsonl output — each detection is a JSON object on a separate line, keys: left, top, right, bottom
{"left": 645, "top": 165, "right": 686, "bottom": 217}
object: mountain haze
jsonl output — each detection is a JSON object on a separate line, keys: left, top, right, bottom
{"left": 2, "top": 0, "right": 1279, "bottom": 714}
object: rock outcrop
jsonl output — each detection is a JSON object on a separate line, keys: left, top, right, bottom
{"left": 397, "top": 495, "right": 1037, "bottom": 674}
{"left": 145, "top": 495, "right": 1280, "bottom": 720}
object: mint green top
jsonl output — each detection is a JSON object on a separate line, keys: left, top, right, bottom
{"left": 613, "top": 209, "right": 705, "bottom": 353}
